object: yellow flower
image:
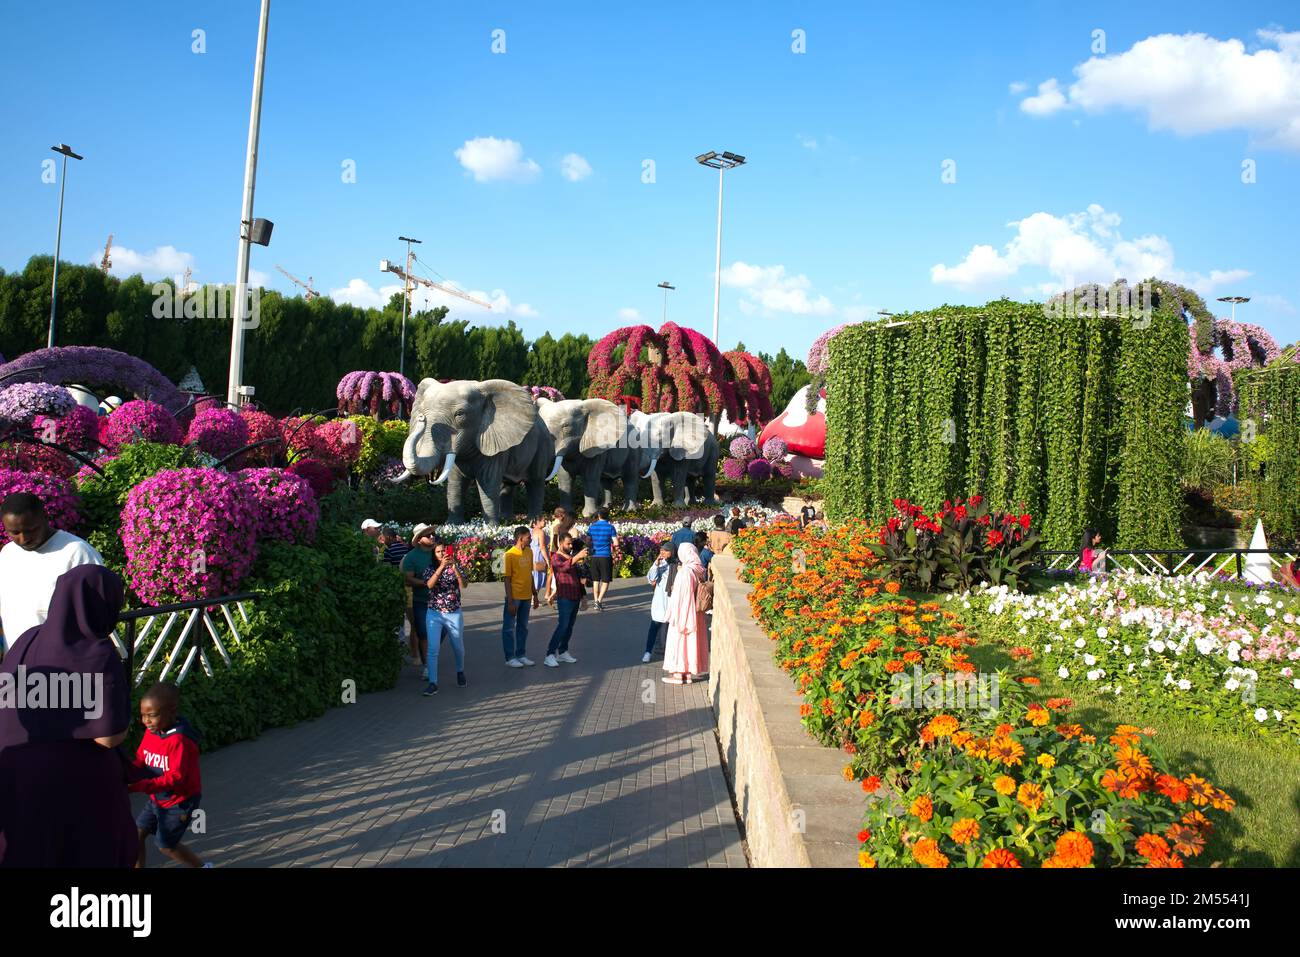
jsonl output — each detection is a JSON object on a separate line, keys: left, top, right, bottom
{"left": 841, "top": 765, "right": 855, "bottom": 782}
{"left": 993, "top": 775, "right": 1016, "bottom": 796}
{"left": 1037, "top": 754, "right": 1056, "bottom": 770}
{"left": 858, "top": 850, "right": 877, "bottom": 868}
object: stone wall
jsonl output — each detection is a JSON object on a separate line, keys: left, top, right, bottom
{"left": 707, "top": 552, "right": 860, "bottom": 867}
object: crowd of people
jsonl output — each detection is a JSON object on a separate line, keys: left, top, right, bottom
{"left": 360, "top": 503, "right": 784, "bottom": 691}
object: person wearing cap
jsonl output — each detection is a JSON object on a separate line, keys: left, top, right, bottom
{"left": 401, "top": 524, "right": 437, "bottom": 672}
{"left": 360, "top": 519, "right": 382, "bottom": 559}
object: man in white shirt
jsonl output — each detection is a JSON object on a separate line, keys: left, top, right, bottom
{"left": 0, "top": 493, "right": 105, "bottom": 652}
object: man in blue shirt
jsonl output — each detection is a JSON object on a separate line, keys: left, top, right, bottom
{"left": 669, "top": 519, "right": 695, "bottom": 553}
{"left": 585, "top": 508, "right": 619, "bottom": 611}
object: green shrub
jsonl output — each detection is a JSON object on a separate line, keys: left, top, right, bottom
{"left": 1182, "top": 429, "right": 1234, "bottom": 491}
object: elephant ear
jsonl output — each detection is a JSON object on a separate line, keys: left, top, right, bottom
{"left": 579, "top": 398, "right": 623, "bottom": 456}
{"left": 670, "top": 413, "right": 709, "bottom": 460}
{"left": 479, "top": 380, "right": 537, "bottom": 457}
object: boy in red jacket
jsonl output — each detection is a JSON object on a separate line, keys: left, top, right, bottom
{"left": 129, "top": 682, "right": 207, "bottom": 868}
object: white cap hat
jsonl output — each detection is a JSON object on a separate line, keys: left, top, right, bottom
{"left": 360, "top": 518, "right": 381, "bottom": 530}
{"left": 411, "top": 523, "right": 436, "bottom": 541}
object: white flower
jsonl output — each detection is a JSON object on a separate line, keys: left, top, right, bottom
{"left": 1254, "top": 708, "right": 1268, "bottom": 722}
{"left": 1177, "top": 679, "right": 1191, "bottom": 691}
{"left": 1074, "top": 637, "right": 1086, "bottom": 649}
{"left": 1227, "top": 642, "right": 1241, "bottom": 663}
{"left": 1293, "top": 679, "right": 1300, "bottom": 690}
{"left": 1225, "top": 677, "right": 1240, "bottom": 692}
{"left": 1058, "top": 666, "right": 1069, "bottom": 679}
{"left": 1044, "top": 643, "right": 1053, "bottom": 653}
{"left": 1149, "top": 639, "right": 1166, "bottom": 654}
{"left": 1087, "top": 669, "right": 1101, "bottom": 681}
{"left": 1083, "top": 654, "right": 1097, "bottom": 666}
{"left": 1096, "top": 626, "right": 1108, "bottom": 638}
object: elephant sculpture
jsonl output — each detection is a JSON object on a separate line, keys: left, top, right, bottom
{"left": 537, "top": 397, "right": 647, "bottom": 517}
{"left": 632, "top": 410, "right": 719, "bottom": 507}
{"left": 397, "top": 378, "right": 561, "bottom": 525}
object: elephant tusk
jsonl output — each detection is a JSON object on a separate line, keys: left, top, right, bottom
{"left": 545, "top": 454, "right": 564, "bottom": 482}
{"left": 392, "top": 469, "right": 415, "bottom": 485}
{"left": 642, "top": 455, "right": 658, "bottom": 479}
{"left": 432, "top": 453, "right": 456, "bottom": 486}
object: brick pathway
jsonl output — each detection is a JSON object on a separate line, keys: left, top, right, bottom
{"left": 160, "top": 578, "right": 748, "bottom": 868}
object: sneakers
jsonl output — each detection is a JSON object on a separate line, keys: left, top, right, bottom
{"left": 518, "top": 656, "right": 536, "bottom": 667}
{"left": 557, "top": 652, "right": 578, "bottom": 664}
{"left": 422, "top": 682, "right": 439, "bottom": 696}
{"left": 506, "top": 658, "right": 525, "bottom": 668}
{"left": 543, "top": 654, "right": 560, "bottom": 668}
{"left": 457, "top": 672, "right": 467, "bottom": 687}
{"left": 642, "top": 652, "right": 652, "bottom": 663}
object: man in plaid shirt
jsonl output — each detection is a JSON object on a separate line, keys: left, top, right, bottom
{"left": 543, "top": 533, "right": 588, "bottom": 667}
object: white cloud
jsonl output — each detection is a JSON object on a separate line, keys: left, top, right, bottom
{"left": 98, "top": 244, "right": 195, "bottom": 281}
{"left": 721, "top": 261, "right": 836, "bottom": 317}
{"left": 329, "top": 277, "right": 538, "bottom": 318}
{"left": 931, "top": 203, "right": 1250, "bottom": 296}
{"left": 797, "top": 133, "right": 819, "bottom": 150}
{"left": 618, "top": 307, "right": 641, "bottom": 321}
{"left": 454, "top": 137, "right": 542, "bottom": 183}
{"left": 1256, "top": 293, "right": 1297, "bottom": 316}
{"left": 1019, "top": 29, "right": 1300, "bottom": 149}
{"left": 1008, "top": 81, "right": 1028, "bottom": 94}
{"left": 1019, "top": 78, "right": 1068, "bottom": 116}
{"left": 559, "top": 152, "right": 593, "bottom": 182}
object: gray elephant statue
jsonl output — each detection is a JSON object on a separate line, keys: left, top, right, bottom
{"left": 537, "top": 397, "right": 648, "bottom": 517}
{"left": 397, "top": 378, "right": 562, "bottom": 524}
{"left": 633, "top": 411, "right": 719, "bottom": 507}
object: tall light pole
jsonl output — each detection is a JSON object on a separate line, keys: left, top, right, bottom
{"left": 696, "top": 151, "right": 746, "bottom": 345}
{"left": 1217, "top": 295, "right": 1250, "bottom": 321}
{"left": 657, "top": 281, "right": 675, "bottom": 324}
{"left": 226, "top": 0, "right": 272, "bottom": 409}
{"left": 47, "top": 143, "right": 84, "bottom": 349}
{"left": 397, "top": 236, "right": 422, "bottom": 377}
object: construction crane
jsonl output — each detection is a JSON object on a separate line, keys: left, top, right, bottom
{"left": 99, "top": 234, "right": 113, "bottom": 274}
{"left": 379, "top": 258, "right": 492, "bottom": 310}
{"left": 276, "top": 264, "right": 319, "bottom": 300}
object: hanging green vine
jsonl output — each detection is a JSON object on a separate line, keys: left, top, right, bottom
{"left": 1240, "top": 363, "right": 1300, "bottom": 543}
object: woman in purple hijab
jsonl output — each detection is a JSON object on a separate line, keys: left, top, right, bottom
{"left": 0, "top": 564, "right": 138, "bottom": 867}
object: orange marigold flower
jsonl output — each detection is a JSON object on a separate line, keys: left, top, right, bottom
{"left": 1180, "top": 810, "right": 1213, "bottom": 833}
{"left": 1209, "top": 788, "right": 1236, "bottom": 813}
{"left": 1183, "top": 774, "right": 1214, "bottom": 806}
{"left": 909, "top": 795, "right": 934, "bottom": 822}
{"left": 1079, "top": 734, "right": 1096, "bottom": 745}
{"left": 884, "top": 660, "right": 905, "bottom": 673}
{"left": 951, "top": 730, "right": 973, "bottom": 748}
{"left": 965, "top": 737, "right": 990, "bottom": 759}
{"left": 1115, "top": 746, "right": 1153, "bottom": 781}
{"left": 995, "top": 723, "right": 1014, "bottom": 736}
{"left": 1164, "top": 823, "right": 1206, "bottom": 858}
{"left": 1100, "top": 769, "right": 1124, "bottom": 793}
{"left": 993, "top": 775, "right": 1016, "bottom": 796}
{"left": 1016, "top": 782, "right": 1045, "bottom": 812}
{"left": 799, "top": 703, "right": 813, "bottom": 718}
{"left": 1025, "top": 704, "right": 1050, "bottom": 726}
{"left": 884, "top": 581, "right": 901, "bottom": 594}
{"left": 861, "top": 776, "right": 882, "bottom": 794}
{"left": 829, "top": 680, "right": 845, "bottom": 693}
{"left": 902, "top": 650, "right": 923, "bottom": 665}
{"left": 841, "top": 765, "right": 855, "bottom": 782}
{"left": 1046, "top": 697, "right": 1074, "bottom": 710}
{"left": 987, "top": 736, "right": 1025, "bottom": 767}
{"left": 1056, "top": 723, "right": 1083, "bottom": 739}
{"left": 1052, "top": 831, "right": 1095, "bottom": 868}
{"left": 1135, "top": 833, "right": 1170, "bottom": 859}
{"left": 1019, "top": 676, "right": 1041, "bottom": 685}
{"left": 1154, "top": 773, "right": 1188, "bottom": 803}
{"left": 926, "top": 714, "right": 960, "bottom": 738}
{"left": 858, "top": 710, "right": 876, "bottom": 729}
{"left": 858, "top": 850, "right": 877, "bottom": 868}
{"left": 911, "top": 838, "right": 949, "bottom": 868}
{"left": 981, "top": 848, "right": 1021, "bottom": 868}
{"left": 950, "top": 818, "right": 981, "bottom": 844}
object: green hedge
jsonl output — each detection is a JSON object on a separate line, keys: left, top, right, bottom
{"left": 824, "top": 283, "right": 1188, "bottom": 548}
{"left": 1239, "top": 364, "right": 1300, "bottom": 543}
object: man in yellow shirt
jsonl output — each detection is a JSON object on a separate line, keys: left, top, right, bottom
{"left": 502, "top": 526, "right": 537, "bottom": 667}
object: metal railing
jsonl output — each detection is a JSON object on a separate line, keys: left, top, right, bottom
{"left": 113, "top": 593, "right": 257, "bottom": 687}
{"left": 1037, "top": 548, "right": 1299, "bottom": 582}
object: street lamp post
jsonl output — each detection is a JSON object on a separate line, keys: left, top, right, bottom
{"left": 397, "top": 236, "right": 422, "bottom": 378}
{"left": 1217, "top": 295, "right": 1250, "bottom": 321}
{"left": 695, "top": 151, "right": 746, "bottom": 345}
{"left": 657, "top": 281, "right": 675, "bottom": 324}
{"left": 226, "top": 0, "right": 272, "bottom": 409}
{"left": 47, "top": 143, "right": 84, "bottom": 349}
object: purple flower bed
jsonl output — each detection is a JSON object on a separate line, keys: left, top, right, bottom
{"left": 100, "top": 400, "right": 183, "bottom": 452}
{"left": 728, "top": 435, "right": 755, "bottom": 461}
{"left": 722, "top": 457, "right": 746, "bottom": 480}
{"left": 0, "top": 346, "right": 184, "bottom": 413}
{"left": 185, "top": 406, "right": 250, "bottom": 459}
{"left": 0, "top": 382, "right": 76, "bottom": 424}
{"left": 33, "top": 404, "right": 101, "bottom": 451}
{"left": 121, "top": 468, "right": 259, "bottom": 603}
{"left": 0, "top": 469, "right": 81, "bottom": 545}
{"left": 238, "top": 468, "right": 319, "bottom": 545}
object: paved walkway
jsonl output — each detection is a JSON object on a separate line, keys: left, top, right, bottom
{"left": 158, "top": 578, "right": 747, "bottom": 868}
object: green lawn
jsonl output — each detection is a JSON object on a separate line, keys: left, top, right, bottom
{"left": 969, "top": 639, "right": 1300, "bottom": 867}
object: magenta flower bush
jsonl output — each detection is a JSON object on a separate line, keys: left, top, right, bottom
{"left": 807, "top": 323, "right": 855, "bottom": 376}
{"left": 238, "top": 468, "right": 319, "bottom": 545}
{"left": 0, "top": 382, "right": 76, "bottom": 424}
{"left": 761, "top": 436, "right": 788, "bottom": 462}
{"left": 235, "top": 408, "right": 286, "bottom": 466}
{"left": 121, "top": 468, "right": 259, "bottom": 603}
{"left": 100, "top": 400, "right": 183, "bottom": 452}
{"left": 33, "top": 404, "right": 101, "bottom": 451}
{"left": 0, "top": 469, "right": 81, "bottom": 545}
{"left": 722, "top": 457, "right": 746, "bottom": 481}
{"left": 728, "top": 435, "right": 755, "bottom": 461}
{"left": 746, "top": 458, "right": 773, "bottom": 482}
{"left": 287, "top": 458, "right": 337, "bottom": 499}
{"left": 0, "top": 346, "right": 184, "bottom": 413}
{"left": 0, "top": 442, "right": 77, "bottom": 479}
{"left": 314, "top": 419, "right": 363, "bottom": 465}
{"left": 185, "top": 406, "right": 250, "bottom": 459}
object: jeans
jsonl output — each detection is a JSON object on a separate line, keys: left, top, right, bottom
{"left": 547, "top": 598, "right": 580, "bottom": 656}
{"left": 425, "top": 608, "right": 465, "bottom": 682}
{"left": 645, "top": 619, "right": 665, "bottom": 655}
{"left": 502, "top": 599, "right": 531, "bottom": 660}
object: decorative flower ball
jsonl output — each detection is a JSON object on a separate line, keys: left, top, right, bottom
{"left": 314, "top": 419, "right": 364, "bottom": 465}
{"left": 0, "top": 469, "right": 81, "bottom": 544}
{"left": 185, "top": 406, "right": 250, "bottom": 460}
{"left": 236, "top": 408, "right": 285, "bottom": 466}
{"left": 121, "top": 468, "right": 259, "bottom": 604}
{"left": 728, "top": 435, "right": 756, "bottom": 461}
{"left": 722, "top": 457, "right": 746, "bottom": 481}
{"left": 33, "top": 404, "right": 101, "bottom": 452}
{"left": 238, "top": 468, "right": 319, "bottom": 545}
{"left": 746, "top": 458, "right": 773, "bottom": 482}
{"left": 0, "top": 442, "right": 76, "bottom": 479}
{"left": 287, "top": 458, "right": 337, "bottom": 499}
{"left": 100, "top": 400, "right": 183, "bottom": 452}
{"left": 761, "top": 436, "right": 788, "bottom": 463}
{"left": 0, "top": 382, "right": 76, "bottom": 424}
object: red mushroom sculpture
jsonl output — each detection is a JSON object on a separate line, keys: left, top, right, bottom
{"left": 758, "top": 384, "right": 826, "bottom": 477}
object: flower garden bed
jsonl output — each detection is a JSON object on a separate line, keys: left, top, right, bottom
{"left": 732, "top": 521, "right": 1241, "bottom": 868}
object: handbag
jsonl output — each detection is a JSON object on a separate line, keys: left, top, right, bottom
{"left": 696, "top": 572, "right": 715, "bottom": 613}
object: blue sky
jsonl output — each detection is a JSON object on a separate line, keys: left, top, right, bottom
{"left": 3, "top": 1, "right": 1299, "bottom": 365}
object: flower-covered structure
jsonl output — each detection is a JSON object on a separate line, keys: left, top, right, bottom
{"left": 120, "top": 468, "right": 259, "bottom": 604}
{"left": 0, "top": 469, "right": 81, "bottom": 543}
{"left": 336, "top": 371, "right": 416, "bottom": 421}
{"left": 722, "top": 433, "right": 792, "bottom": 482}
{"left": 721, "top": 350, "right": 774, "bottom": 425}
{"left": 0, "top": 346, "right": 184, "bottom": 413}
{"left": 527, "top": 385, "right": 566, "bottom": 402}
{"left": 1189, "top": 317, "right": 1292, "bottom": 421}
{"left": 235, "top": 407, "right": 286, "bottom": 466}
{"left": 287, "top": 458, "right": 337, "bottom": 499}
{"left": 806, "top": 323, "right": 854, "bottom": 377}
{"left": 587, "top": 322, "right": 747, "bottom": 419}
{"left": 99, "top": 400, "right": 184, "bottom": 453}
{"left": 185, "top": 406, "right": 251, "bottom": 460}
{"left": 0, "top": 382, "right": 76, "bottom": 425}
{"left": 33, "top": 404, "right": 101, "bottom": 451}
{"left": 238, "top": 468, "right": 320, "bottom": 545}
